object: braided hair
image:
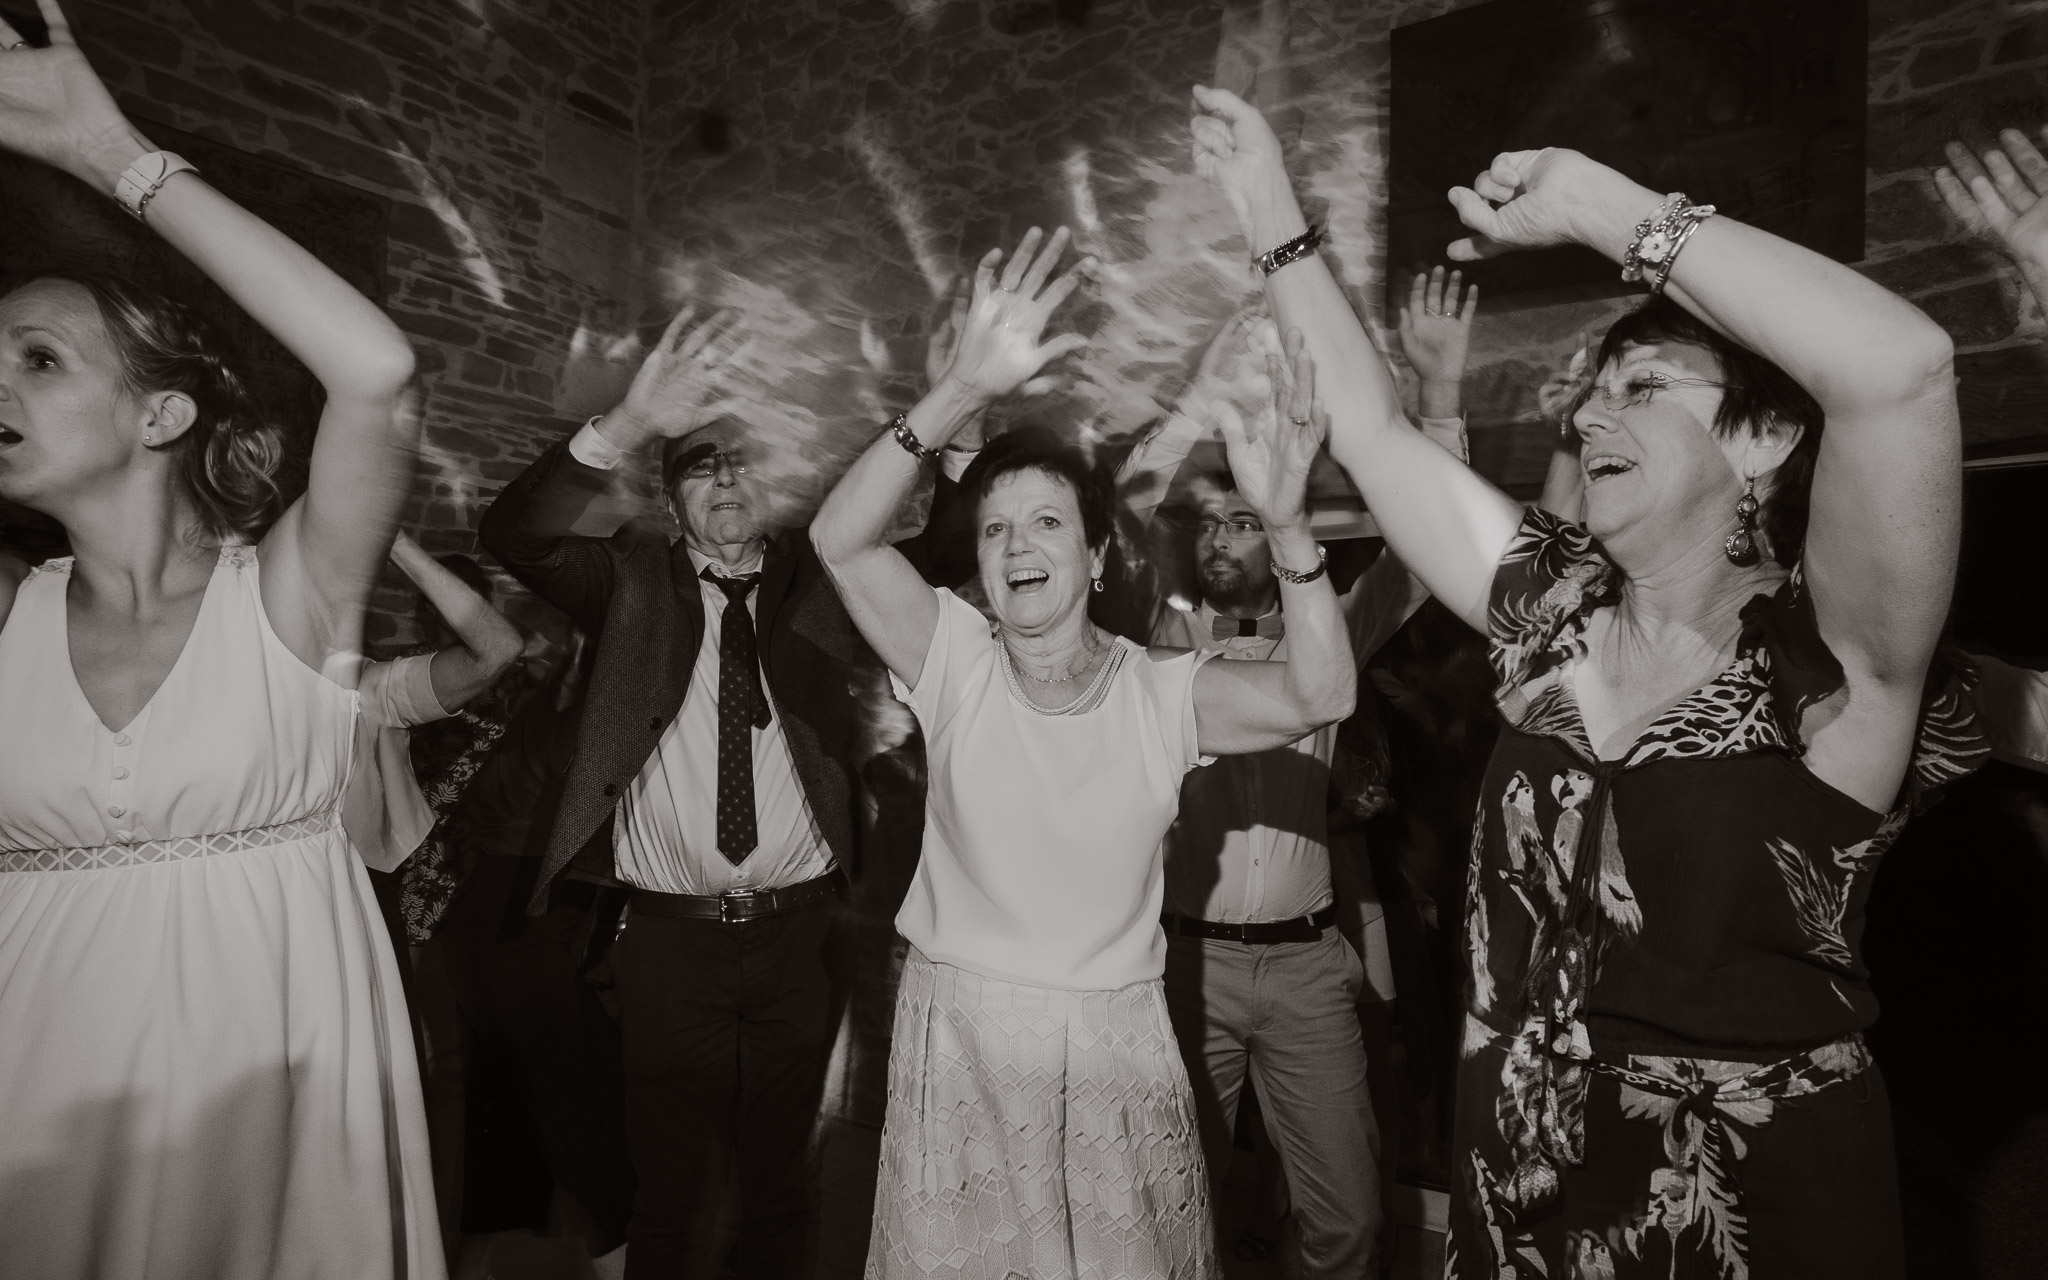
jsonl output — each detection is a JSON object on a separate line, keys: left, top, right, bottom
{"left": 19, "top": 271, "right": 287, "bottom": 543}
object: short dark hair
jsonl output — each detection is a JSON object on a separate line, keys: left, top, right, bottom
{"left": 956, "top": 425, "right": 1114, "bottom": 552}
{"left": 1592, "top": 296, "right": 1824, "bottom": 565}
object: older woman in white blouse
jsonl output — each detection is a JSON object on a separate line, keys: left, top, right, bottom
{"left": 813, "top": 228, "right": 1356, "bottom": 1280}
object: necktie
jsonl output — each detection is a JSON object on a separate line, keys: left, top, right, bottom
{"left": 703, "top": 567, "right": 770, "bottom": 864}
{"left": 1211, "top": 612, "right": 1285, "bottom": 641}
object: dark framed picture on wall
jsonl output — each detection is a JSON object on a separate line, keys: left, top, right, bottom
{"left": 1387, "top": 0, "right": 1869, "bottom": 310}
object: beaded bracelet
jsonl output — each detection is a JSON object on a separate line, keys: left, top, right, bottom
{"left": 887, "top": 411, "right": 938, "bottom": 464}
{"left": 1621, "top": 194, "right": 1687, "bottom": 284}
{"left": 1650, "top": 208, "right": 1714, "bottom": 295}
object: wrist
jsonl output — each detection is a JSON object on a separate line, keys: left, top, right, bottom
{"left": 1265, "top": 520, "right": 1316, "bottom": 555}
{"left": 74, "top": 125, "right": 156, "bottom": 195}
{"left": 1244, "top": 183, "right": 1309, "bottom": 252}
{"left": 929, "top": 373, "right": 997, "bottom": 423}
{"left": 592, "top": 406, "right": 658, "bottom": 455}
{"left": 1417, "top": 380, "right": 1463, "bottom": 420}
{"left": 1575, "top": 169, "right": 1667, "bottom": 264}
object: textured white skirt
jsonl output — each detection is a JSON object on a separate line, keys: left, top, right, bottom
{"left": 866, "top": 950, "right": 1218, "bottom": 1280}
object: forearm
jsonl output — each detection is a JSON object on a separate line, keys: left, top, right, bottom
{"left": 1116, "top": 406, "right": 1207, "bottom": 530}
{"left": 1570, "top": 169, "right": 1955, "bottom": 413}
{"left": 814, "top": 378, "right": 985, "bottom": 561}
{"left": 76, "top": 131, "right": 413, "bottom": 398}
{"left": 395, "top": 542, "right": 522, "bottom": 670}
{"left": 1268, "top": 526, "right": 1357, "bottom": 723}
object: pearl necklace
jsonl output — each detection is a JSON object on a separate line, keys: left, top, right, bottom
{"left": 997, "top": 636, "right": 1124, "bottom": 716}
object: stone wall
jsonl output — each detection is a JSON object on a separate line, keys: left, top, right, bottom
{"left": 8, "top": 0, "right": 653, "bottom": 646}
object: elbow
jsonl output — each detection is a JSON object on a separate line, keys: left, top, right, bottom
{"left": 1859, "top": 312, "right": 1956, "bottom": 407}
{"left": 477, "top": 622, "right": 526, "bottom": 679}
{"left": 809, "top": 518, "right": 854, "bottom": 571}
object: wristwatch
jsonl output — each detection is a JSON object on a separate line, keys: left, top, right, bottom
{"left": 1272, "top": 543, "right": 1328, "bottom": 586}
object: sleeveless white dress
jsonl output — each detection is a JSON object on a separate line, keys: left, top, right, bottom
{"left": 0, "top": 547, "right": 444, "bottom": 1279}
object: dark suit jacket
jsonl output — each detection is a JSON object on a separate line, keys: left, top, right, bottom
{"left": 479, "top": 432, "right": 872, "bottom": 912}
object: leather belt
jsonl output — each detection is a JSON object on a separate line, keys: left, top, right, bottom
{"left": 629, "top": 871, "right": 840, "bottom": 923}
{"left": 1162, "top": 905, "right": 1336, "bottom": 945}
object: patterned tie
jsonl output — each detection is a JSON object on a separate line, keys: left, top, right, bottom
{"left": 703, "top": 567, "right": 770, "bottom": 864}
{"left": 1211, "top": 612, "right": 1285, "bottom": 641}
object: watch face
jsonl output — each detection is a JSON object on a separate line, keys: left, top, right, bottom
{"left": 1639, "top": 229, "right": 1673, "bottom": 262}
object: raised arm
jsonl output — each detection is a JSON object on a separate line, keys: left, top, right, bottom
{"left": 813, "top": 228, "right": 1090, "bottom": 685}
{"left": 0, "top": 0, "right": 416, "bottom": 672}
{"left": 1115, "top": 305, "right": 1271, "bottom": 529}
{"left": 1186, "top": 336, "right": 1357, "bottom": 755}
{"left": 1449, "top": 148, "right": 1960, "bottom": 695}
{"left": 389, "top": 531, "right": 524, "bottom": 712}
{"left": 1189, "top": 85, "right": 1524, "bottom": 631}
{"left": 1937, "top": 126, "right": 2048, "bottom": 317}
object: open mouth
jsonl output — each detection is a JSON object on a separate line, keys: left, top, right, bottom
{"left": 710, "top": 501, "right": 741, "bottom": 511}
{"left": 1005, "top": 567, "right": 1049, "bottom": 592}
{"left": 1584, "top": 455, "right": 1636, "bottom": 483}
{"left": 0, "top": 425, "right": 21, "bottom": 447}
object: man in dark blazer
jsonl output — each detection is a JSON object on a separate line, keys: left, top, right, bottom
{"left": 478, "top": 311, "right": 872, "bottom": 1280}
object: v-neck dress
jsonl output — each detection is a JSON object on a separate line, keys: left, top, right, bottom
{"left": 1447, "top": 509, "right": 1986, "bottom": 1280}
{"left": 0, "top": 548, "right": 444, "bottom": 1279}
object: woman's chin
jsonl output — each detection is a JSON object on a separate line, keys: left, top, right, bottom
{"left": 988, "top": 586, "right": 1080, "bottom": 634}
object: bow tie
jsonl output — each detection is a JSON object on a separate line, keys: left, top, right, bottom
{"left": 1212, "top": 612, "right": 1285, "bottom": 642}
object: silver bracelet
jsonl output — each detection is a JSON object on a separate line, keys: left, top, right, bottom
{"left": 1271, "top": 543, "right": 1328, "bottom": 585}
{"left": 886, "top": 411, "right": 938, "bottom": 464}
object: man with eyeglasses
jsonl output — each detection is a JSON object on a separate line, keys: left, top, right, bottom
{"left": 1129, "top": 278, "right": 1473, "bottom": 1278}
{"left": 479, "top": 309, "right": 875, "bottom": 1279}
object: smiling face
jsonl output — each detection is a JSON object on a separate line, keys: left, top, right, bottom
{"left": 667, "top": 418, "right": 764, "bottom": 552}
{"left": 974, "top": 466, "right": 1105, "bottom": 636}
{"left": 0, "top": 279, "right": 148, "bottom": 515}
{"left": 1572, "top": 340, "right": 1757, "bottom": 566}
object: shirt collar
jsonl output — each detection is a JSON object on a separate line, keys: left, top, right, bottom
{"left": 686, "top": 543, "right": 766, "bottom": 579}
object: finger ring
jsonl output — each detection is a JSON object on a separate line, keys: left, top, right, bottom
{"left": 5, "top": 42, "right": 26, "bottom": 50}
{"left": 1289, "top": 415, "right": 1310, "bottom": 426}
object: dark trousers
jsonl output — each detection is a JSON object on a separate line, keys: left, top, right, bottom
{"left": 613, "top": 901, "right": 836, "bottom": 1280}
{"left": 439, "top": 854, "right": 638, "bottom": 1251}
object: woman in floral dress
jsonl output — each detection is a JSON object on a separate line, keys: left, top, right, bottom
{"left": 1188, "top": 88, "right": 1984, "bottom": 1278}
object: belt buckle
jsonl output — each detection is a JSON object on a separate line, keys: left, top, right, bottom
{"left": 719, "top": 889, "right": 762, "bottom": 923}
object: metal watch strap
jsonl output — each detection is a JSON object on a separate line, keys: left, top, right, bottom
{"left": 1272, "top": 542, "right": 1328, "bottom": 585}
{"left": 1255, "top": 224, "right": 1325, "bottom": 277}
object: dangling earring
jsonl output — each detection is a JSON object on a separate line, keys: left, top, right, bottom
{"left": 1091, "top": 576, "right": 1105, "bottom": 593}
{"left": 1724, "top": 477, "right": 1760, "bottom": 566}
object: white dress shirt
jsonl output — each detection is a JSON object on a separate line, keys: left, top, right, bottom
{"left": 568, "top": 423, "right": 835, "bottom": 895}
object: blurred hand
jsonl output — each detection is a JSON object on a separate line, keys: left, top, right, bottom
{"left": 1446, "top": 148, "right": 1611, "bottom": 262}
{"left": 923, "top": 282, "right": 991, "bottom": 450}
{"left": 607, "top": 306, "right": 750, "bottom": 445}
{"left": 940, "top": 226, "right": 1092, "bottom": 402}
{"left": 1183, "top": 303, "right": 1274, "bottom": 406}
{"left": 1214, "top": 328, "right": 1326, "bottom": 534}
{"left": 0, "top": 0, "right": 144, "bottom": 183}
{"left": 1190, "top": 83, "right": 1294, "bottom": 243}
{"left": 1397, "top": 267, "right": 1478, "bottom": 415}
{"left": 1937, "top": 127, "right": 2048, "bottom": 287}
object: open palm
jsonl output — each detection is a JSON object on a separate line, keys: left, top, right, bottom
{"left": 1215, "top": 329, "right": 1325, "bottom": 532}
{"left": 1938, "top": 128, "right": 2048, "bottom": 280}
{"left": 0, "top": 0, "right": 138, "bottom": 181}
{"left": 616, "top": 306, "right": 750, "bottom": 439}
{"left": 941, "top": 226, "right": 1091, "bottom": 401}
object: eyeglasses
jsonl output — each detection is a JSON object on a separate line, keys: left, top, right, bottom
{"left": 677, "top": 448, "right": 751, "bottom": 479}
{"left": 1583, "top": 372, "right": 1731, "bottom": 413}
{"left": 1195, "top": 517, "right": 1265, "bottom": 539}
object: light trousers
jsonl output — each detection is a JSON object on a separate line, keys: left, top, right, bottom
{"left": 1163, "top": 928, "right": 1383, "bottom": 1279}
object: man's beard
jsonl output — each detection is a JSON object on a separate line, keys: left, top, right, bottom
{"left": 1199, "top": 555, "right": 1268, "bottom": 612}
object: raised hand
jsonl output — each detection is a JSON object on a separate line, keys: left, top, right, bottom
{"left": 606, "top": 306, "right": 749, "bottom": 446}
{"left": 1937, "top": 127, "right": 2048, "bottom": 297}
{"left": 924, "top": 281, "right": 969, "bottom": 390}
{"left": 1397, "top": 267, "right": 1479, "bottom": 414}
{"left": 1214, "top": 328, "right": 1326, "bottom": 535}
{"left": 1446, "top": 148, "right": 1613, "bottom": 262}
{"left": 0, "top": 0, "right": 144, "bottom": 183}
{"left": 1189, "top": 83, "right": 1296, "bottom": 244}
{"left": 940, "top": 226, "right": 1091, "bottom": 402}
{"left": 1185, "top": 303, "right": 1273, "bottom": 404}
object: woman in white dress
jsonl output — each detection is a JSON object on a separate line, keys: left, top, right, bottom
{"left": 813, "top": 228, "right": 1357, "bottom": 1279}
{"left": 0, "top": 3, "right": 439, "bottom": 1276}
